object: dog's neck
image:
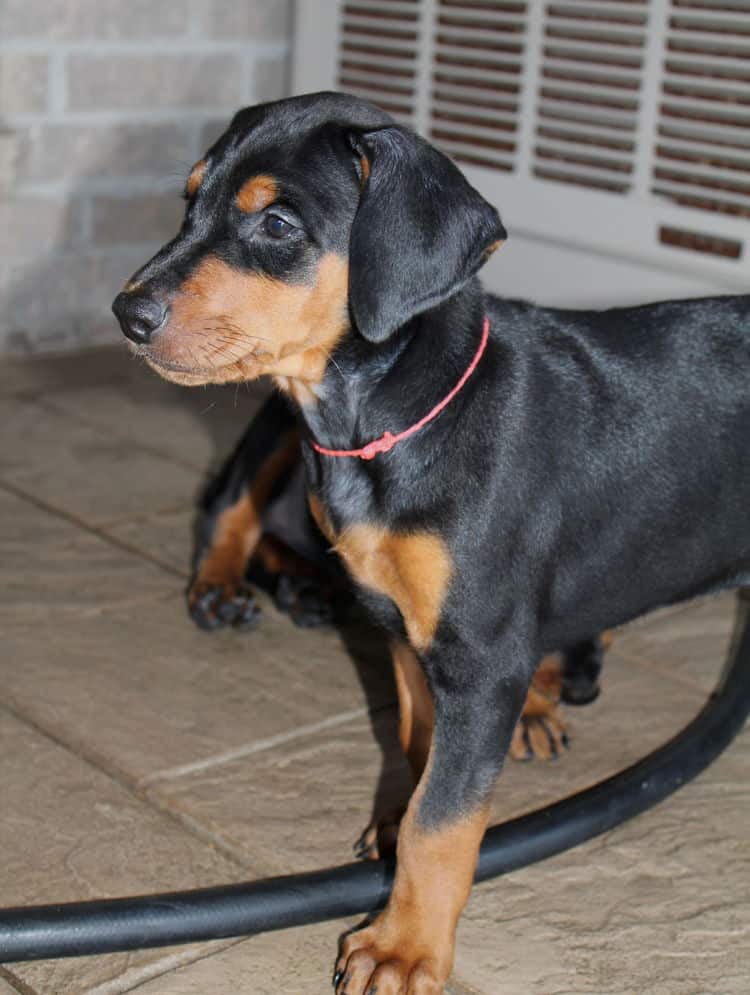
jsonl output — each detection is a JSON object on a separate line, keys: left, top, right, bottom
{"left": 293, "top": 281, "right": 488, "bottom": 461}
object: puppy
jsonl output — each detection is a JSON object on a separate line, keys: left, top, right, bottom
{"left": 113, "top": 92, "right": 750, "bottom": 994}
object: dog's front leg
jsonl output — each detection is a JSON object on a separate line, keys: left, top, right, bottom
{"left": 335, "top": 637, "right": 535, "bottom": 995}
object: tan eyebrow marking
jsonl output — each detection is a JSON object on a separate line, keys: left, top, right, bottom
{"left": 236, "top": 174, "right": 278, "bottom": 213}
{"left": 359, "top": 154, "right": 370, "bottom": 188}
{"left": 186, "top": 159, "right": 207, "bottom": 197}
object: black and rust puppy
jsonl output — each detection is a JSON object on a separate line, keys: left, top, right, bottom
{"left": 113, "top": 92, "right": 750, "bottom": 995}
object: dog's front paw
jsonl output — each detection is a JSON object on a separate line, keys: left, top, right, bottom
{"left": 187, "top": 579, "right": 260, "bottom": 632}
{"left": 334, "top": 922, "right": 449, "bottom": 995}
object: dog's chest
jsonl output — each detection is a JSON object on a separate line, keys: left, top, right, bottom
{"left": 307, "top": 489, "right": 452, "bottom": 651}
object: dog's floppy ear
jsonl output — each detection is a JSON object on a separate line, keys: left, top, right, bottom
{"left": 348, "top": 126, "right": 506, "bottom": 343}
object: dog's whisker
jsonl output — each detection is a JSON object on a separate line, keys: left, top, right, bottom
{"left": 314, "top": 346, "right": 346, "bottom": 382}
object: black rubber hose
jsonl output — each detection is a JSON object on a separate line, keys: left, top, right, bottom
{"left": 2, "top": 594, "right": 749, "bottom": 963}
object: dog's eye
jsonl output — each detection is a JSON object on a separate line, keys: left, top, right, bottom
{"left": 264, "top": 214, "right": 295, "bottom": 239}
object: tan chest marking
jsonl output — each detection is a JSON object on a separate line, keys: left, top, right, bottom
{"left": 334, "top": 524, "right": 452, "bottom": 651}
{"left": 307, "top": 491, "right": 336, "bottom": 545}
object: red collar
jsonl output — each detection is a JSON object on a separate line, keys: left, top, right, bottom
{"left": 311, "top": 315, "right": 490, "bottom": 461}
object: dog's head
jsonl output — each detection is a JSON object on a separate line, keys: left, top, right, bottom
{"left": 112, "top": 91, "right": 505, "bottom": 398}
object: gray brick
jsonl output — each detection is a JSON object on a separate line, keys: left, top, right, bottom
{"left": 67, "top": 53, "right": 245, "bottom": 111}
{"left": 253, "top": 54, "right": 290, "bottom": 103}
{"left": 17, "top": 122, "right": 195, "bottom": 184}
{"left": 0, "top": 196, "right": 84, "bottom": 256}
{"left": 4, "top": 250, "right": 150, "bottom": 348}
{"left": 0, "top": 266, "right": 13, "bottom": 334}
{"left": 0, "top": 54, "right": 48, "bottom": 114}
{"left": 199, "top": 115, "right": 233, "bottom": 151}
{"left": 91, "top": 193, "right": 183, "bottom": 247}
{"left": 0, "top": 129, "right": 21, "bottom": 194}
{"left": 0, "top": 0, "right": 190, "bottom": 40}
{"left": 201, "top": 0, "right": 292, "bottom": 40}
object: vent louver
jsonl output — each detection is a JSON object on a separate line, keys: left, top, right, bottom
{"left": 652, "top": 0, "right": 750, "bottom": 219}
{"left": 336, "top": 0, "right": 421, "bottom": 124}
{"left": 428, "top": 1, "right": 528, "bottom": 173}
{"left": 532, "top": 1, "right": 650, "bottom": 193}
{"left": 298, "top": 0, "right": 750, "bottom": 285}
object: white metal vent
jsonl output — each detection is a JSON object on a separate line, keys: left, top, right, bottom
{"left": 336, "top": 1, "right": 421, "bottom": 124}
{"left": 652, "top": 0, "right": 750, "bottom": 222}
{"left": 533, "top": 1, "right": 649, "bottom": 193}
{"left": 428, "top": 1, "right": 528, "bottom": 173}
{"left": 295, "top": 0, "right": 750, "bottom": 300}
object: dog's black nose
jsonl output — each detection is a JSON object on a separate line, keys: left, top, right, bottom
{"left": 112, "top": 292, "right": 167, "bottom": 345}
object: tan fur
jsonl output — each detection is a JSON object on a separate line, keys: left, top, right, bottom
{"left": 308, "top": 495, "right": 453, "bottom": 652}
{"left": 483, "top": 238, "right": 505, "bottom": 261}
{"left": 190, "top": 430, "right": 299, "bottom": 599}
{"left": 339, "top": 738, "right": 488, "bottom": 989}
{"left": 359, "top": 154, "right": 370, "bottom": 188}
{"left": 186, "top": 159, "right": 206, "bottom": 197}
{"left": 522, "top": 653, "right": 562, "bottom": 718}
{"left": 333, "top": 524, "right": 452, "bottom": 651}
{"left": 190, "top": 492, "right": 259, "bottom": 598}
{"left": 141, "top": 253, "right": 349, "bottom": 401}
{"left": 510, "top": 654, "right": 568, "bottom": 761}
{"left": 235, "top": 174, "right": 278, "bottom": 213}
{"left": 307, "top": 491, "right": 335, "bottom": 544}
{"left": 392, "top": 640, "right": 434, "bottom": 781}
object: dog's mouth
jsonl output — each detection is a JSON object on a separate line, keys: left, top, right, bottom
{"left": 129, "top": 340, "right": 273, "bottom": 386}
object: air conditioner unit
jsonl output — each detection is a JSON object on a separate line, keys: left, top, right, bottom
{"left": 292, "top": 0, "right": 750, "bottom": 307}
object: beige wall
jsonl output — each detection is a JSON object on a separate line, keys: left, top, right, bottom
{"left": 0, "top": 0, "right": 293, "bottom": 354}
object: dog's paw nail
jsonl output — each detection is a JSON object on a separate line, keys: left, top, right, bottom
{"left": 234, "top": 602, "right": 261, "bottom": 631}
{"left": 217, "top": 600, "right": 237, "bottom": 621}
{"left": 332, "top": 968, "right": 343, "bottom": 988}
{"left": 542, "top": 722, "right": 559, "bottom": 756}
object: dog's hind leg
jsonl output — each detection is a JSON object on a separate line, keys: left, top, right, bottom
{"left": 188, "top": 392, "right": 299, "bottom": 630}
{"left": 355, "top": 641, "right": 434, "bottom": 861}
{"left": 561, "top": 631, "right": 612, "bottom": 705}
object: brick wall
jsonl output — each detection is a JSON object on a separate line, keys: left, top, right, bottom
{"left": 0, "top": 0, "right": 293, "bottom": 355}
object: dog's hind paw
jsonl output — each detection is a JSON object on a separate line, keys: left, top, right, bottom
{"left": 353, "top": 807, "right": 404, "bottom": 861}
{"left": 510, "top": 709, "right": 569, "bottom": 761}
{"left": 510, "top": 654, "right": 569, "bottom": 761}
{"left": 274, "top": 573, "right": 335, "bottom": 627}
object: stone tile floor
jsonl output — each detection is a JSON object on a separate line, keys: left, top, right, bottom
{"left": 0, "top": 346, "right": 748, "bottom": 994}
